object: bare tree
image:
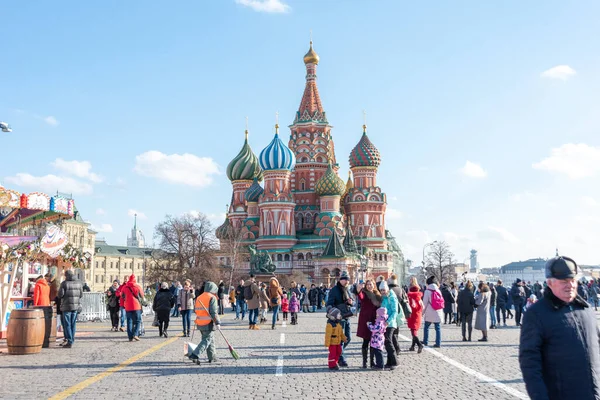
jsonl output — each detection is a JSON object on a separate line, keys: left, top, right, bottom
{"left": 149, "top": 213, "right": 220, "bottom": 286}
{"left": 425, "top": 241, "right": 456, "bottom": 284}
{"left": 218, "top": 226, "right": 248, "bottom": 292}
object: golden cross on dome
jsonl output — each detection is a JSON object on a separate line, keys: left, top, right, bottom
{"left": 275, "top": 111, "right": 279, "bottom": 131}
{"left": 363, "top": 110, "right": 367, "bottom": 132}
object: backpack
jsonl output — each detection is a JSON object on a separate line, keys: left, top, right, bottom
{"left": 244, "top": 285, "right": 253, "bottom": 301}
{"left": 429, "top": 289, "right": 445, "bottom": 310}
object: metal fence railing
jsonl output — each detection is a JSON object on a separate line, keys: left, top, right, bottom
{"left": 77, "top": 292, "right": 108, "bottom": 322}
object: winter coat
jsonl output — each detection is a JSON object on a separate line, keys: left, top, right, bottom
{"left": 58, "top": 271, "right": 83, "bottom": 312}
{"left": 289, "top": 295, "right": 300, "bottom": 313}
{"left": 244, "top": 280, "right": 261, "bottom": 310}
{"left": 519, "top": 288, "right": 600, "bottom": 400}
{"left": 511, "top": 283, "right": 526, "bottom": 306}
{"left": 381, "top": 290, "right": 399, "bottom": 329}
{"left": 389, "top": 283, "right": 410, "bottom": 319}
{"left": 308, "top": 288, "right": 319, "bottom": 306}
{"left": 153, "top": 288, "right": 175, "bottom": 311}
{"left": 178, "top": 286, "right": 195, "bottom": 311}
{"left": 229, "top": 289, "right": 236, "bottom": 304}
{"left": 325, "top": 320, "right": 347, "bottom": 347}
{"left": 217, "top": 283, "right": 225, "bottom": 299}
{"left": 281, "top": 297, "right": 289, "bottom": 312}
{"left": 450, "top": 288, "right": 458, "bottom": 313}
{"left": 407, "top": 287, "right": 423, "bottom": 331}
{"left": 235, "top": 284, "right": 245, "bottom": 302}
{"left": 106, "top": 286, "right": 119, "bottom": 308}
{"left": 268, "top": 279, "right": 283, "bottom": 306}
{"left": 33, "top": 279, "right": 50, "bottom": 306}
{"left": 123, "top": 277, "right": 144, "bottom": 312}
{"left": 116, "top": 284, "right": 126, "bottom": 307}
{"left": 457, "top": 287, "right": 476, "bottom": 314}
{"left": 422, "top": 283, "right": 443, "bottom": 323}
{"left": 441, "top": 287, "right": 454, "bottom": 314}
{"left": 49, "top": 278, "right": 60, "bottom": 302}
{"left": 474, "top": 288, "right": 490, "bottom": 331}
{"left": 367, "top": 318, "right": 387, "bottom": 350}
{"left": 259, "top": 289, "right": 269, "bottom": 310}
{"left": 496, "top": 285, "right": 509, "bottom": 307}
{"left": 326, "top": 282, "right": 352, "bottom": 319}
{"left": 357, "top": 290, "right": 380, "bottom": 340}
{"left": 490, "top": 287, "right": 497, "bottom": 307}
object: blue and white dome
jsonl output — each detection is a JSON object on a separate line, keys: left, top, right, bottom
{"left": 259, "top": 128, "right": 295, "bottom": 171}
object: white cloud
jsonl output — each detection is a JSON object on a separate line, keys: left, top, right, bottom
{"left": 386, "top": 208, "right": 403, "bottom": 219}
{"left": 541, "top": 65, "right": 576, "bottom": 80}
{"left": 533, "top": 143, "right": 600, "bottom": 179}
{"left": 389, "top": 196, "right": 398, "bottom": 201}
{"left": 235, "top": 0, "right": 290, "bottom": 13}
{"left": 4, "top": 173, "right": 93, "bottom": 195}
{"left": 96, "top": 208, "right": 106, "bottom": 215}
{"left": 44, "top": 116, "right": 59, "bottom": 126}
{"left": 460, "top": 161, "right": 487, "bottom": 178}
{"left": 128, "top": 209, "right": 147, "bottom": 220}
{"left": 51, "top": 158, "right": 103, "bottom": 183}
{"left": 91, "top": 223, "right": 113, "bottom": 233}
{"left": 477, "top": 226, "right": 519, "bottom": 244}
{"left": 582, "top": 196, "right": 599, "bottom": 207}
{"left": 134, "top": 151, "right": 220, "bottom": 187}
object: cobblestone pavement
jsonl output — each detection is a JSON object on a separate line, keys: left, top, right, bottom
{"left": 0, "top": 308, "right": 534, "bottom": 399}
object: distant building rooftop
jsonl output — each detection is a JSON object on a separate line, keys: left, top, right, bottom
{"left": 500, "top": 258, "right": 547, "bottom": 273}
{"left": 95, "top": 239, "right": 153, "bottom": 258}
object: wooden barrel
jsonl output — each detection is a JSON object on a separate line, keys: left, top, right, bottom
{"left": 33, "top": 306, "right": 56, "bottom": 348}
{"left": 7, "top": 309, "right": 45, "bottom": 355}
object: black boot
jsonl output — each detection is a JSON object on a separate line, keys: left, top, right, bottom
{"left": 408, "top": 336, "right": 416, "bottom": 351}
{"left": 369, "top": 347, "right": 375, "bottom": 367}
{"left": 361, "top": 347, "right": 368, "bottom": 369}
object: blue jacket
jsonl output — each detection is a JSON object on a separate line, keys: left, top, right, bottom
{"left": 495, "top": 285, "right": 509, "bottom": 306}
{"left": 381, "top": 290, "right": 398, "bottom": 329}
{"left": 519, "top": 288, "right": 600, "bottom": 400}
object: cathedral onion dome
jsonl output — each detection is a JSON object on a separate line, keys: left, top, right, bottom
{"left": 244, "top": 178, "right": 264, "bottom": 202}
{"left": 215, "top": 216, "right": 233, "bottom": 239}
{"left": 259, "top": 126, "right": 295, "bottom": 171}
{"left": 315, "top": 163, "right": 346, "bottom": 197}
{"left": 349, "top": 125, "right": 381, "bottom": 168}
{"left": 226, "top": 131, "right": 263, "bottom": 182}
{"left": 303, "top": 41, "right": 320, "bottom": 65}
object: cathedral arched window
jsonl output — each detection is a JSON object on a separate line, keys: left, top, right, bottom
{"left": 316, "top": 156, "right": 323, "bottom": 163}
{"left": 284, "top": 254, "right": 290, "bottom": 261}
{"left": 306, "top": 253, "right": 312, "bottom": 260}
{"left": 301, "top": 157, "right": 308, "bottom": 162}
{"left": 277, "top": 254, "right": 283, "bottom": 261}
{"left": 298, "top": 253, "right": 304, "bottom": 261}
{"left": 305, "top": 214, "right": 312, "bottom": 226}
{"left": 300, "top": 179, "right": 306, "bottom": 191}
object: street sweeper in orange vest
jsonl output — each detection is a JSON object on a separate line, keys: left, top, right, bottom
{"left": 187, "top": 281, "right": 221, "bottom": 363}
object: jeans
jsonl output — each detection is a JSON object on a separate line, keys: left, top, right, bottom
{"left": 338, "top": 319, "right": 352, "bottom": 364}
{"left": 181, "top": 309, "right": 192, "bottom": 334}
{"left": 171, "top": 305, "right": 180, "bottom": 317}
{"left": 514, "top": 302, "right": 524, "bottom": 325}
{"left": 191, "top": 330, "right": 216, "bottom": 361}
{"left": 126, "top": 310, "right": 142, "bottom": 340}
{"left": 218, "top": 298, "right": 224, "bottom": 315}
{"left": 272, "top": 306, "right": 279, "bottom": 326}
{"left": 63, "top": 311, "right": 78, "bottom": 345}
{"left": 461, "top": 312, "right": 473, "bottom": 339}
{"left": 311, "top": 305, "right": 316, "bottom": 313}
{"left": 496, "top": 304, "right": 507, "bottom": 324}
{"left": 119, "top": 306, "right": 126, "bottom": 327}
{"left": 384, "top": 327, "right": 398, "bottom": 366}
{"left": 236, "top": 300, "right": 246, "bottom": 319}
{"left": 249, "top": 308, "right": 259, "bottom": 325}
{"left": 423, "top": 321, "right": 441, "bottom": 347}
{"left": 490, "top": 306, "right": 497, "bottom": 327}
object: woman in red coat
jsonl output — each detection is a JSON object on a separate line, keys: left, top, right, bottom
{"left": 407, "top": 277, "right": 424, "bottom": 353}
{"left": 356, "top": 279, "right": 382, "bottom": 368}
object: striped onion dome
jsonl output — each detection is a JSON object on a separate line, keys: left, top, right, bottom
{"left": 349, "top": 125, "right": 381, "bottom": 168}
{"left": 215, "top": 216, "right": 233, "bottom": 239}
{"left": 226, "top": 131, "right": 263, "bottom": 182}
{"left": 244, "top": 178, "right": 264, "bottom": 202}
{"left": 315, "top": 164, "right": 346, "bottom": 197}
{"left": 259, "top": 125, "right": 295, "bottom": 171}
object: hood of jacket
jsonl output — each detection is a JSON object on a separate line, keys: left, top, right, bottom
{"left": 427, "top": 283, "right": 439, "bottom": 291}
{"left": 269, "top": 277, "right": 280, "bottom": 288}
{"left": 65, "top": 269, "right": 75, "bottom": 281}
{"left": 158, "top": 288, "right": 170, "bottom": 293}
{"left": 37, "top": 278, "right": 49, "bottom": 287}
{"left": 128, "top": 275, "right": 137, "bottom": 284}
{"left": 244, "top": 280, "right": 254, "bottom": 287}
{"left": 204, "top": 281, "right": 218, "bottom": 294}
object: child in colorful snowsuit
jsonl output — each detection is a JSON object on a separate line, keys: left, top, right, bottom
{"left": 281, "top": 293, "right": 289, "bottom": 321}
{"left": 289, "top": 292, "right": 300, "bottom": 325}
{"left": 367, "top": 307, "right": 388, "bottom": 370}
{"left": 325, "top": 307, "right": 347, "bottom": 370}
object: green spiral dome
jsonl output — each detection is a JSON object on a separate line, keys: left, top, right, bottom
{"left": 226, "top": 132, "right": 263, "bottom": 182}
{"left": 315, "top": 164, "right": 346, "bottom": 197}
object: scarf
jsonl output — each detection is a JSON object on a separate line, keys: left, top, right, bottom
{"left": 363, "top": 288, "right": 382, "bottom": 307}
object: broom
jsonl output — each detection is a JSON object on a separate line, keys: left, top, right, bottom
{"left": 198, "top": 299, "right": 240, "bottom": 360}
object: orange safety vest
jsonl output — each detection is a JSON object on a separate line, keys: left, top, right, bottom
{"left": 194, "top": 292, "right": 215, "bottom": 326}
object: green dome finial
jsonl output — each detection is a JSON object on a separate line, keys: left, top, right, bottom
{"left": 226, "top": 128, "right": 263, "bottom": 182}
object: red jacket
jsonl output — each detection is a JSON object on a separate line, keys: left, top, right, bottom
{"left": 281, "top": 297, "right": 289, "bottom": 312}
{"left": 33, "top": 279, "right": 50, "bottom": 306}
{"left": 116, "top": 283, "right": 126, "bottom": 307}
{"left": 123, "top": 276, "right": 143, "bottom": 311}
{"left": 407, "top": 287, "right": 423, "bottom": 331}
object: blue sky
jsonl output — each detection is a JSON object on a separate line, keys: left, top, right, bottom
{"left": 2, "top": 0, "right": 600, "bottom": 267}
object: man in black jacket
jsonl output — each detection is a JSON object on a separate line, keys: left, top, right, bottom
{"left": 153, "top": 282, "right": 175, "bottom": 337}
{"left": 520, "top": 256, "right": 600, "bottom": 400}
{"left": 326, "top": 272, "right": 353, "bottom": 367}
{"left": 510, "top": 279, "right": 526, "bottom": 326}
{"left": 58, "top": 269, "right": 83, "bottom": 348}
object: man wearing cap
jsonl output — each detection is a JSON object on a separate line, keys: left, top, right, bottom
{"left": 519, "top": 256, "right": 600, "bottom": 400}
{"left": 326, "top": 271, "right": 353, "bottom": 367}
{"left": 510, "top": 278, "right": 526, "bottom": 326}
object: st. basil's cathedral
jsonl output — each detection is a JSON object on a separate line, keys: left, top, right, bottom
{"left": 215, "top": 41, "right": 406, "bottom": 285}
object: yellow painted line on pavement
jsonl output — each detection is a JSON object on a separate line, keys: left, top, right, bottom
{"left": 48, "top": 336, "right": 179, "bottom": 400}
